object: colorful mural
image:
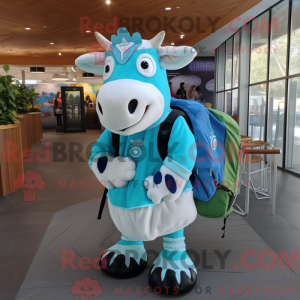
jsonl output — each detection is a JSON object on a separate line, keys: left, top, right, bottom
{"left": 29, "top": 83, "right": 103, "bottom": 128}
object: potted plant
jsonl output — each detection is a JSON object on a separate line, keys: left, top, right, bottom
{"left": 0, "top": 65, "right": 24, "bottom": 195}
{"left": 0, "top": 65, "right": 19, "bottom": 125}
{"left": 27, "top": 87, "right": 40, "bottom": 113}
{"left": 15, "top": 84, "right": 34, "bottom": 154}
{"left": 26, "top": 86, "right": 43, "bottom": 144}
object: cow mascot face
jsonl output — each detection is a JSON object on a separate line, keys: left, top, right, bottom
{"left": 76, "top": 28, "right": 198, "bottom": 295}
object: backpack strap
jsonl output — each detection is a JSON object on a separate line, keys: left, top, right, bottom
{"left": 157, "top": 108, "right": 193, "bottom": 161}
{"left": 97, "top": 131, "right": 119, "bottom": 220}
{"left": 111, "top": 132, "right": 120, "bottom": 157}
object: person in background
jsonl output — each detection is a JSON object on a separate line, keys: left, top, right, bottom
{"left": 195, "top": 86, "right": 205, "bottom": 104}
{"left": 176, "top": 82, "right": 187, "bottom": 99}
{"left": 187, "top": 85, "right": 198, "bottom": 100}
{"left": 53, "top": 92, "right": 63, "bottom": 126}
{"left": 85, "top": 95, "right": 92, "bottom": 106}
{"left": 168, "top": 82, "right": 179, "bottom": 99}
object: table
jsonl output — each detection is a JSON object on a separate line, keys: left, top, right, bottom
{"left": 242, "top": 147, "right": 281, "bottom": 215}
{"left": 240, "top": 135, "right": 253, "bottom": 143}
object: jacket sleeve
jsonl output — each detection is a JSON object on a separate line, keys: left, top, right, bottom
{"left": 88, "top": 129, "right": 115, "bottom": 169}
{"left": 162, "top": 116, "right": 196, "bottom": 180}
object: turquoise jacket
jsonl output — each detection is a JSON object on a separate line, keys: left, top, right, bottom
{"left": 89, "top": 112, "right": 196, "bottom": 210}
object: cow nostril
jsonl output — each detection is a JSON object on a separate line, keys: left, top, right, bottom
{"left": 98, "top": 102, "right": 103, "bottom": 115}
{"left": 128, "top": 99, "right": 138, "bottom": 114}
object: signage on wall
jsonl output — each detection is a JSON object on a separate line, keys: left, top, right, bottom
{"left": 188, "top": 60, "right": 214, "bottom": 72}
{"left": 167, "top": 56, "right": 215, "bottom": 106}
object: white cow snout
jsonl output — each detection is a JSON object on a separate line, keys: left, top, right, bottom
{"left": 96, "top": 79, "right": 164, "bottom": 135}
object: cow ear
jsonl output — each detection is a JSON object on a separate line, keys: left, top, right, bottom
{"left": 75, "top": 52, "right": 105, "bottom": 75}
{"left": 158, "top": 46, "right": 197, "bottom": 70}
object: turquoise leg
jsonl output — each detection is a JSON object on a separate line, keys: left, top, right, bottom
{"left": 165, "top": 228, "right": 184, "bottom": 239}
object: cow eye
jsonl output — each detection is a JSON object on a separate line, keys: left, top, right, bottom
{"left": 141, "top": 60, "right": 149, "bottom": 69}
{"left": 103, "top": 56, "right": 115, "bottom": 80}
{"left": 136, "top": 54, "right": 156, "bottom": 77}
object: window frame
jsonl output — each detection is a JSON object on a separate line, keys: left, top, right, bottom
{"left": 214, "top": 0, "right": 300, "bottom": 177}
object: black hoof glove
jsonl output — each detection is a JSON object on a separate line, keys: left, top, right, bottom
{"left": 148, "top": 266, "right": 197, "bottom": 295}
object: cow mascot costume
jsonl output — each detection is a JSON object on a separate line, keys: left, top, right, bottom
{"left": 76, "top": 27, "right": 198, "bottom": 295}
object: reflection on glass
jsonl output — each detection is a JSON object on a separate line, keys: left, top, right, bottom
{"left": 225, "top": 91, "right": 232, "bottom": 115}
{"left": 286, "top": 77, "right": 300, "bottom": 173}
{"left": 232, "top": 89, "right": 238, "bottom": 118}
{"left": 250, "top": 12, "right": 269, "bottom": 84}
{"left": 65, "top": 91, "right": 82, "bottom": 131}
{"left": 225, "top": 38, "right": 233, "bottom": 90}
{"left": 269, "top": 0, "right": 289, "bottom": 79}
{"left": 216, "top": 92, "right": 224, "bottom": 112}
{"left": 217, "top": 43, "right": 225, "bottom": 91}
{"left": 233, "top": 33, "right": 240, "bottom": 88}
{"left": 289, "top": 0, "right": 300, "bottom": 75}
{"left": 267, "top": 80, "right": 285, "bottom": 167}
{"left": 249, "top": 84, "right": 267, "bottom": 140}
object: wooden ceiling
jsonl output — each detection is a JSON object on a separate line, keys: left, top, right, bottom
{"left": 0, "top": 0, "right": 262, "bottom": 64}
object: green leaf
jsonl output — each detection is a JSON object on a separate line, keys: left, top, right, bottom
{"left": 3, "top": 65, "right": 9, "bottom": 74}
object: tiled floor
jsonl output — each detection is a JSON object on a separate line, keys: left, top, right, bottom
{"left": 0, "top": 129, "right": 300, "bottom": 300}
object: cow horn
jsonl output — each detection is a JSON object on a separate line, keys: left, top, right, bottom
{"left": 94, "top": 32, "right": 111, "bottom": 51}
{"left": 149, "top": 31, "right": 165, "bottom": 48}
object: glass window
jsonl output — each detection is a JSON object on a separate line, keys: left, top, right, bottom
{"left": 289, "top": 0, "right": 300, "bottom": 75}
{"left": 232, "top": 89, "right": 238, "bottom": 118}
{"left": 250, "top": 12, "right": 270, "bottom": 84}
{"left": 286, "top": 77, "right": 300, "bottom": 173}
{"left": 249, "top": 84, "right": 267, "bottom": 140}
{"left": 225, "top": 91, "right": 232, "bottom": 115}
{"left": 216, "top": 92, "right": 224, "bottom": 111}
{"left": 269, "top": 0, "right": 289, "bottom": 79}
{"left": 267, "top": 80, "right": 286, "bottom": 167}
{"left": 217, "top": 43, "right": 225, "bottom": 91}
{"left": 225, "top": 37, "right": 233, "bottom": 90}
{"left": 233, "top": 33, "right": 240, "bottom": 88}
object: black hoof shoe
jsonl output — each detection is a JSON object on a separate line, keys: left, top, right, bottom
{"left": 100, "top": 252, "right": 147, "bottom": 279}
{"left": 149, "top": 266, "right": 197, "bottom": 295}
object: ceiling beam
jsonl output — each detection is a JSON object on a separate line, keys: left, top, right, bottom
{"left": 0, "top": 56, "right": 78, "bottom": 65}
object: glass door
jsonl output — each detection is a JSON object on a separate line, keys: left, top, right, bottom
{"left": 61, "top": 86, "right": 86, "bottom": 133}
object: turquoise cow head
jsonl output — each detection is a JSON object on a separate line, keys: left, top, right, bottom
{"left": 75, "top": 28, "right": 197, "bottom": 135}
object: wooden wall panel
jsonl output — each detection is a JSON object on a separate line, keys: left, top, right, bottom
{"left": 28, "top": 112, "right": 43, "bottom": 145}
{"left": 15, "top": 114, "right": 31, "bottom": 158}
{"left": 0, "top": 123, "right": 24, "bottom": 195}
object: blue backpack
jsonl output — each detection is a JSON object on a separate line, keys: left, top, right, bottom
{"left": 160, "top": 99, "right": 240, "bottom": 222}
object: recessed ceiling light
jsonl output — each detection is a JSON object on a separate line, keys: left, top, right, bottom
{"left": 180, "top": 36, "right": 184, "bottom": 39}
{"left": 180, "top": 34, "right": 185, "bottom": 37}
{"left": 25, "top": 28, "right": 31, "bottom": 30}
{"left": 59, "top": 53, "right": 61, "bottom": 56}
{"left": 106, "top": 0, "right": 110, "bottom": 3}
{"left": 176, "top": 7, "right": 180, "bottom": 9}
{"left": 165, "top": 7, "right": 171, "bottom": 10}
{"left": 86, "top": 30, "right": 91, "bottom": 33}
{"left": 50, "top": 43, "right": 54, "bottom": 45}
{"left": 171, "top": 43, "right": 174, "bottom": 45}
